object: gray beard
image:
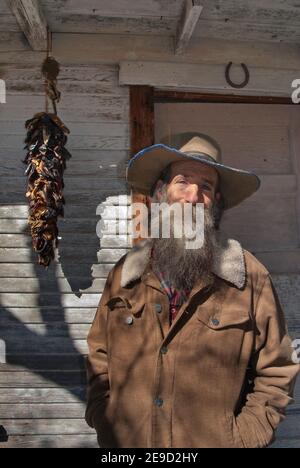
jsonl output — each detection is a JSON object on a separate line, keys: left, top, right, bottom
{"left": 151, "top": 202, "right": 218, "bottom": 292}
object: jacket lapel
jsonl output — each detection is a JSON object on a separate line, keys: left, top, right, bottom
{"left": 120, "top": 236, "right": 246, "bottom": 290}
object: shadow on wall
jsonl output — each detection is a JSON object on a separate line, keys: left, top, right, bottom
{"left": 0, "top": 188, "right": 129, "bottom": 447}
{"left": 0, "top": 426, "right": 8, "bottom": 442}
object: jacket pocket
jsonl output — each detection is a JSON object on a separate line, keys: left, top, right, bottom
{"left": 106, "top": 296, "right": 150, "bottom": 363}
{"left": 193, "top": 308, "right": 252, "bottom": 368}
{"left": 197, "top": 308, "right": 251, "bottom": 330}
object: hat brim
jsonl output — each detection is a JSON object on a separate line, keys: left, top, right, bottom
{"left": 126, "top": 144, "right": 260, "bottom": 210}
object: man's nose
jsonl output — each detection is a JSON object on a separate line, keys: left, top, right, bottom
{"left": 184, "top": 184, "right": 203, "bottom": 204}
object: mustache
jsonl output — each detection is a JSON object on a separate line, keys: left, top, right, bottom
{"left": 149, "top": 202, "right": 215, "bottom": 237}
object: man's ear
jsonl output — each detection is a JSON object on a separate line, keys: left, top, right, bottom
{"left": 215, "top": 191, "right": 221, "bottom": 202}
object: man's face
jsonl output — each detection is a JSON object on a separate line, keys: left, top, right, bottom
{"left": 150, "top": 160, "right": 221, "bottom": 290}
{"left": 156, "top": 160, "right": 220, "bottom": 208}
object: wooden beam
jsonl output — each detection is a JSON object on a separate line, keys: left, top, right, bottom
{"left": 8, "top": 0, "right": 47, "bottom": 51}
{"left": 175, "top": 0, "right": 203, "bottom": 55}
{"left": 120, "top": 61, "right": 299, "bottom": 97}
{"left": 129, "top": 86, "right": 154, "bottom": 244}
{"left": 154, "top": 90, "right": 293, "bottom": 105}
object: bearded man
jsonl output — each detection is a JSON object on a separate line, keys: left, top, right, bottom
{"left": 85, "top": 134, "right": 299, "bottom": 448}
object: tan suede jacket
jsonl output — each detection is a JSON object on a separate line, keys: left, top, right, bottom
{"left": 85, "top": 238, "right": 299, "bottom": 448}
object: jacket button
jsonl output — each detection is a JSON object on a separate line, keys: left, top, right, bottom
{"left": 154, "top": 303, "right": 162, "bottom": 313}
{"left": 211, "top": 318, "right": 219, "bottom": 326}
{"left": 125, "top": 315, "right": 134, "bottom": 325}
{"left": 161, "top": 346, "right": 168, "bottom": 354}
{"left": 154, "top": 398, "right": 164, "bottom": 407}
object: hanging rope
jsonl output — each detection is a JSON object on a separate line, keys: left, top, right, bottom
{"left": 42, "top": 27, "right": 61, "bottom": 115}
{"left": 44, "top": 27, "right": 50, "bottom": 113}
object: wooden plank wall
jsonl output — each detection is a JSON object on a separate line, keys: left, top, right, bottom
{"left": 0, "top": 62, "right": 131, "bottom": 448}
{"left": 34, "top": 0, "right": 300, "bottom": 43}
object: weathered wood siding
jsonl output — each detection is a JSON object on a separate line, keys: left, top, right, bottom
{"left": 0, "top": 61, "right": 131, "bottom": 448}
{"left": 40, "top": 0, "right": 300, "bottom": 43}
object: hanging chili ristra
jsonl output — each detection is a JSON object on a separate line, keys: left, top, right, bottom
{"left": 23, "top": 29, "right": 72, "bottom": 267}
{"left": 23, "top": 112, "right": 71, "bottom": 267}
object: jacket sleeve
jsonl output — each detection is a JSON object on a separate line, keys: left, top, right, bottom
{"left": 235, "top": 274, "right": 300, "bottom": 448}
{"left": 85, "top": 269, "right": 113, "bottom": 429}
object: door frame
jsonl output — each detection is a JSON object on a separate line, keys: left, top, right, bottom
{"left": 130, "top": 85, "right": 293, "bottom": 158}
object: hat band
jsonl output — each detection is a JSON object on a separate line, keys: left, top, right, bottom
{"left": 183, "top": 151, "right": 217, "bottom": 164}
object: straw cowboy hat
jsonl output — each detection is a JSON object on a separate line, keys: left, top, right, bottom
{"left": 126, "top": 132, "right": 260, "bottom": 209}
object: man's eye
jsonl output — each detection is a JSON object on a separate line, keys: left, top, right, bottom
{"left": 202, "top": 183, "right": 212, "bottom": 191}
{"left": 177, "top": 179, "right": 187, "bottom": 184}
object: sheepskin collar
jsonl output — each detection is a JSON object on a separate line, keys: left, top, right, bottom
{"left": 120, "top": 236, "right": 246, "bottom": 290}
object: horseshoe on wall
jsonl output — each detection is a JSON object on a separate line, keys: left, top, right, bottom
{"left": 225, "top": 62, "right": 250, "bottom": 89}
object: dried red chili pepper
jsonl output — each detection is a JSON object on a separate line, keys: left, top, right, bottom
{"left": 23, "top": 112, "right": 71, "bottom": 267}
